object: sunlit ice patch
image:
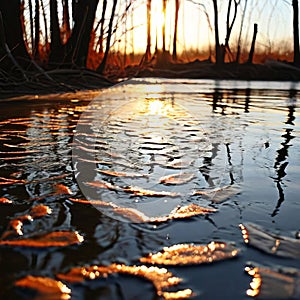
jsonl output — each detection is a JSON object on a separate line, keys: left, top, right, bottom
{"left": 72, "top": 79, "right": 227, "bottom": 223}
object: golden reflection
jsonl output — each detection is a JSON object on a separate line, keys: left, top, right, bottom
{"left": 0, "top": 231, "right": 84, "bottom": 247}
{"left": 0, "top": 197, "right": 12, "bottom": 204}
{"left": 139, "top": 242, "right": 240, "bottom": 265}
{"left": 239, "top": 224, "right": 249, "bottom": 244}
{"left": 159, "top": 172, "right": 195, "bottom": 185}
{"left": 57, "top": 263, "right": 193, "bottom": 299}
{"left": 69, "top": 198, "right": 215, "bottom": 223}
{"left": 15, "top": 275, "right": 71, "bottom": 299}
{"left": 239, "top": 223, "right": 300, "bottom": 259}
{"left": 244, "top": 263, "right": 298, "bottom": 299}
{"left": 147, "top": 99, "right": 169, "bottom": 115}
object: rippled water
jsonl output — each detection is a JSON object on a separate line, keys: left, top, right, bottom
{"left": 0, "top": 78, "right": 299, "bottom": 299}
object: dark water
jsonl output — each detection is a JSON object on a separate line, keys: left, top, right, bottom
{"left": 0, "top": 78, "right": 299, "bottom": 299}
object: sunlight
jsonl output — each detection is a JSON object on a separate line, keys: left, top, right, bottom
{"left": 148, "top": 99, "right": 166, "bottom": 115}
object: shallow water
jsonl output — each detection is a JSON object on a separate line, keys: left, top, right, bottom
{"left": 0, "top": 78, "right": 299, "bottom": 299}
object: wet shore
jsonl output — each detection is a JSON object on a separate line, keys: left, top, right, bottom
{"left": 1, "top": 61, "right": 300, "bottom": 101}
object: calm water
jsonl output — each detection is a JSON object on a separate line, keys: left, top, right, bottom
{"left": 0, "top": 78, "right": 299, "bottom": 299}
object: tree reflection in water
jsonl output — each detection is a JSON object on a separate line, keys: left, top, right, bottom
{"left": 271, "top": 88, "right": 296, "bottom": 217}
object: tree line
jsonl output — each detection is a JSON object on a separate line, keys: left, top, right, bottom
{"left": 0, "top": 0, "right": 299, "bottom": 78}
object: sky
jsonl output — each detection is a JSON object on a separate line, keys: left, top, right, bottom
{"left": 109, "top": 0, "right": 294, "bottom": 56}
{"left": 23, "top": 0, "right": 294, "bottom": 58}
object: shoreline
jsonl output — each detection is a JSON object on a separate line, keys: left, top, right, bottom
{"left": 1, "top": 61, "right": 300, "bottom": 101}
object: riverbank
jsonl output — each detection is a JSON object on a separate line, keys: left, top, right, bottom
{"left": 135, "top": 59, "right": 300, "bottom": 81}
{"left": 1, "top": 60, "right": 300, "bottom": 101}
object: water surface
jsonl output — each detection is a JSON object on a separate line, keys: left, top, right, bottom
{"left": 0, "top": 78, "right": 299, "bottom": 299}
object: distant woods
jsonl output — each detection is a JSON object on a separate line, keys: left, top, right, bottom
{"left": 0, "top": 0, "right": 299, "bottom": 76}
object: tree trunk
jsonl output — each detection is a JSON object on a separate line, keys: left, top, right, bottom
{"left": 99, "top": 0, "right": 107, "bottom": 54}
{"left": 145, "top": 0, "right": 151, "bottom": 62}
{"left": 293, "top": 0, "right": 300, "bottom": 66}
{"left": 97, "top": 0, "right": 117, "bottom": 73}
{"left": 28, "top": 0, "right": 34, "bottom": 53}
{"left": 0, "top": 0, "right": 30, "bottom": 68}
{"left": 247, "top": 23, "right": 257, "bottom": 64}
{"left": 62, "top": 0, "right": 71, "bottom": 43}
{"left": 49, "top": 0, "right": 63, "bottom": 63}
{"left": 64, "top": 0, "right": 99, "bottom": 67}
{"left": 33, "top": 0, "right": 40, "bottom": 59}
{"left": 224, "top": 0, "right": 238, "bottom": 62}
{"left": 40, "top": 0, "right": 48, "bottom": 46}
{"left": 236, "top": 0, "right": 247, "bottom": 63}
{"left": 162, "top": 0, "right": 167, "bottom": 52}
{"left": 172, "top": 0, "right": 179, "bottom": 61}
{"left": 212, "top": 0, "right": 221, "bottom": 64}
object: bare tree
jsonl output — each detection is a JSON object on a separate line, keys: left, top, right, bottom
{"left": 236, "top": 0, "right": 248, "bottom": 63}
{"left": 145, "top": 0, "right": 152, "bottom": 62}
{"left": 49, "top": 0, "right": 62, "bottom": 62}
{"left": 224, "top": 0, "right": 239, "bottom": 61}
{"left": 99, "top": 0, "right": 107, "bottom": 55}
{"left": 64, "top": 0, "right": 99, "bottom": 67}
{"left": 62, "top": 0, "right": 71, "bottom": 43}
{"left": 0, "top": 0, "right": 30, "bottom": 66}
{"left": 162, "top": 0, "right": 167, "bottom": 52}
{"left": 33, "top": 0, "right": 40, "bottom": 59}
{"left": 172, "top": 0, "right": 180, "bottom": 60}
{"left": 97, "top": 0, "right": 118, "bottom": 73}
{"left": 293, "top": 0, "right": 300, "bottom": 65}
{"left": 247, "top": 23, "right": 257, "bottom": 63}
{"left": 212, "top": 0, "right": 221, "bottom": 64}
{"left": 28, "top": 0, "right": 34, "bottom": 53}
{"left": 40, "top": 0, "right": 48, "bottom": 46}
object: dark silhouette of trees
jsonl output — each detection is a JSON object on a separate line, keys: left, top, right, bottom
{"left": 33, "top": 0, "right": 40, "bottom": 59}
{"left": 236, "top": 0, "right": 248, "bottom": 62}
{"left": 247, "top": 23, "right": 257, "bottom": 63}
{"left": 98, "top": 0, "right": 107, "bottom": 55}
{"left": 293, "top": 0, "right": 300, "bottom": 65}
{"left": 97, "top": 0, "right": 118, "bottom": 73}
{"left": 49, "top": 0, "right": 62, "bottom": 63}
{"left": 145, "top": 0, "right": 152, "bottom": 62}
{"left": 224, "top": 0, "right": 239, "bottom": 61}
{"left": 64, "top": 0, "right": 99, "bottom": 67}
{"left": 62, "top": 0, "right": 71, "bottom": 43}
{"left": 172, "top": 0, "right": 180, "bottom": 61}
{"left": 162, "top": 0, "right": 167, "bottom": 52}
{"left": 0, "top": 0, "right": 30, "bottom": 67}
{"left": 212, "top": 0, "right": 221, "bottom": 64}
{"left": 0, "top": 0, "right": 299, "bottom": 79}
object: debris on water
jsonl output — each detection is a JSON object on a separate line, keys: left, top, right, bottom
{"left": 85, "top": 180, "right": 122, "bottom": 191}
{"left": 53, "top": 184, "right": 73, "bottom": 195}
{"left": 85, "top": 180, "right": 180, "bottom": 197}
{"left": 139, "top": 241, "right": 240, "bottom": 266}
{"left": 15, "top": 275, "right": 71, "bottom": 299}
{"left": 240, "top": 223, "right": 300, "bottom": 258}
{"left": 98, "top": 169, "right": 147, "bottom": 178}
{"left": 0, "top": 197, "right": 12, "bottom": 204}
{"left": 57, "top": 263, "right": 194, "bottom": 299}
{"left": 1, "top": 204, "right": 52, "bottom": 239}
{"left": 0, "top": 176, "right": 27, "bottom": 185}
{"left": 192, "top": 185, "right": 240, "bottom": 203}
{"left": 123, "top": 186, "right": 180, "bottom": 197}
{"left": 2, "top": 219, "right": 24, "bottom": 238}
{"left": 165, "top": 160, "right": 193, "bottom": 169}
{"left": 69, "top": 198, "right": 114, "bottom": 207}
{"left": 245, "top": 262, "right": 300, "bottom": 299}
{"left": 159, "top": 172, "right": 196, "bottom": 185}
{"left": 69, "top": 198, "right": 215, "bottom": 223}
{"left": 30, "top": 204, "right": 52, "bottom": 218}
{"left": 0, "top": 231, "right": 83, "bottom": 247}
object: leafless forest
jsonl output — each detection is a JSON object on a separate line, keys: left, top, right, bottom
{"left": 0, "top": 0, "right": 300, "bottom": 88}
